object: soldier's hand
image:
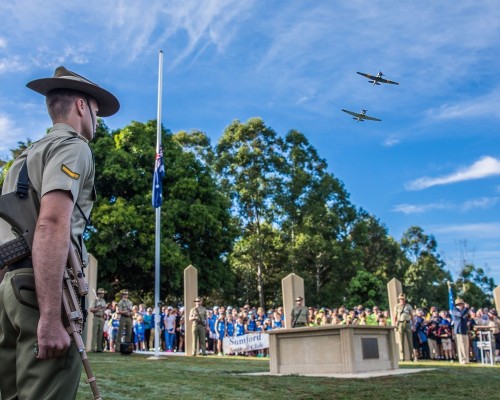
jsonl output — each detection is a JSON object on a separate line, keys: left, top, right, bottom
{"left": 36, "top": 317, "right": 71, "bottom": 359}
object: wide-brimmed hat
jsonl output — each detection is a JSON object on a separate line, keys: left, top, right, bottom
{"left": 194, "top": 297, "right": 203, "bottom": 302}
{"left": 295, "top": 296, "right": 303, "bottom": 302}
{"left": 26, "top": 66, "right": 119, "bottom": 117}
{"left": 97, "top": 288, "right": 107, "bottom": 294}
{"left": 121, "top": 289, "right": 129, "bottom": 295}
{"left": 455, "top": 298, "right": 464, "bottom": 305}
{"left": 398, "top": 293, "right": 406, "bottom": 300}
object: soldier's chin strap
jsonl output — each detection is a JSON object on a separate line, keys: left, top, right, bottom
{"left": 85, "top": 97, "right": 96, "bottom": 138}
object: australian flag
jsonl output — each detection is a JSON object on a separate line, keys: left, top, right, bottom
{"left": 448, "top": 282, "right": 454, "bottom": 313}
{"left": 152, "top": 146, "right": 165, "bottom": 208}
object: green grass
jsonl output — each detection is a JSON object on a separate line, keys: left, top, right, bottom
{"left": 77, "top": 354, "right": 500, "bottom": 400}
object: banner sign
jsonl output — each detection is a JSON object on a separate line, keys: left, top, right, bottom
{"left": 223, "top": 332, "right": 269, "bottom": 354}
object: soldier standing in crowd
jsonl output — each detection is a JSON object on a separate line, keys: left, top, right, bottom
{"left": 90, "top": 288, "right": 108, "bottom": 352}
{"left": 189, "top": 297, "right": 207, "bottom": 356}
{"left": 0, "top": 66, "right": 119, "bottom": 399}
{"left": 394, "top": 293, "right": 414, "bottom": 361}
{"left": 116, "top": 289, "right": 133, "bottom": 349}
{"left": 291, "top": 296, "right": 309, "bottom": 327}
{"left": 453, "top": 298, "right": 470, "bottom": 364}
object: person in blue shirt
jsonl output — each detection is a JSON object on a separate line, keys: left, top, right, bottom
{"left": 215, "top": 314, "right": 226, "bottom": 356}
{"left": 452, "top": 298, "right": 470, "bottom": 364}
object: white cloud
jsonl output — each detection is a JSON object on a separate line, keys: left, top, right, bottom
{"left": 433, "top": 223, "right": 500, "bottom": 239}
{"left": 383, "top": 137, "right": 400, "bottom": 147}
{"left": 392, "top": 202, "right": 451, "bottom": 214}
{"left": 393, "top": 197, "right": 500, "bottom": 214}
{"left": 0, "top": 113, "right": 23, "bottom": 155}
{"left": 406, "top": 156, "right": 500, "bottom": 190}
{"left": 427, "top": 89, "right": 500, "bottom": 120}
{"left": 0, "top": 37, "right": 6, "bottom": 49}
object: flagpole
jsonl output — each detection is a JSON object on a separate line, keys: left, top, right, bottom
{"left": 154, "top": 50, "right": 163, "bottom": 357}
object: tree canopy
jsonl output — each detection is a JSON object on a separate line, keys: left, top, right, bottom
{"left": 0, "top": 118, "right": 495, "bottom": 309}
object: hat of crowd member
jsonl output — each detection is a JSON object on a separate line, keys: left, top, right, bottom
{"left": 455, "top": 298, "right": 465, "bottom": 305}
{"left": 365, "top": 307, "right": 372, "bottom": 312}
{"left": 227, "top": 306, "right": 233, "bottom": 310}
{"left": 27, "top": 66, "right": 120, "bottom": 117}
{"left": 295, "top": 296, "right": 303, "bottom": 302}
{"left": 194, "top": 297, "right": 202, "bottom": 302}
{"left": 167, "top": 306, "right": 173, "bottom": 310}
{"left": 97, "top": 288, "right": 107, "bottom": 294}
{"left": 398, "top": 293, "right": 406, "bottom": 300}
{"left": 213, "top": 306, "right": 219, "bottom": 310}
{"left": 120, "top": 289, "right": 129, "bottom": 295}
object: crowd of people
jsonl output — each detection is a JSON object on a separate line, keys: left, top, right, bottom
{"left": 89, "top": 290, "right": 500, "bottom": 364}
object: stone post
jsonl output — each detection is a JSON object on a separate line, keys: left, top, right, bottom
{"left": 184, "top": 265, "right": 198, "bottom": 356}
{"left": 494, "top": 285, "right": 500, "bottom": 312}
{"left": 85, "top": 254, "right": 98, "bottom": 350}
{"left": 281, "top": 273, "right": 305, "bottom": 329}
{"left": 387, "top": 278, "right": 411, "bottom": 361}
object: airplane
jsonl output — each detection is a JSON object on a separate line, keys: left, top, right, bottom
{"left": 356, "top": 71, "right": 399, "bottom": 86}
{"left": 341, "top": 109, "right": 381, "bottom": 122}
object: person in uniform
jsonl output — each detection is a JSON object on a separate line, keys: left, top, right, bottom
{"left": 189, "top": 297, "right": 207, "bottom": 356}
{"left": 394, "top": 293, "right": 414, "bottom": 361}
{"left": 291, "top": 296, "right": 309, "bottom": 327}
{"left": 0, "top": 66, "right": 119, "bottom": 399}
{"left": 90, "top": 288, "right": 108, "bottom": 352}
{"left": 116, "top": 289, "right": 133, "bottom": 350}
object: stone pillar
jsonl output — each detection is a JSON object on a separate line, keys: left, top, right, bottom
{"left": 282, "top": 273, "right": 304, "bottom": 329}
{"left": 387, "top": 278, "right": 410, "bottom": 361}
{"left": 494, "top": 285, "right": 500, "bottom": 312}
{"left": 184, "top": 265, "right": 198, "bottom": 356}
{"left": 85, "top": 254, "right": 99, "bottom": 350}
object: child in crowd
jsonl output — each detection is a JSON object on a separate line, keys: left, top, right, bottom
{"left": 109, "top": 311, "right": 120, "bottom": 352}
{"left": 216, "top": 313, "right": 226, "bottom": 356}
{"left": 133, "top": 315, "right": 146, "bottom": 351}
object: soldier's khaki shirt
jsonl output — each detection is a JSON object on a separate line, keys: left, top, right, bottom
{"left": 189, "top": 306, "right": 207, "bottom": 325}
{"left": 291, "top": 306, "right": 308, "bottom": 324}
{"left": 92, "top": 297, "right": 107, "bottom": 318}
{"left": 0, "top": 123, "right": 95, "bottom": 265}
{"left": 117, "top": 299, "right": 133, "bottom": 318}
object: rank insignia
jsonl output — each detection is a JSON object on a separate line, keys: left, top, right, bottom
{"left": 61, "top": 164, "right": 80, "bottom": 180}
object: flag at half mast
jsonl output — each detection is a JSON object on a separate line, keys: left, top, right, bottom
{"left": 152, "top": 145, "right": 164, "bottom": 208}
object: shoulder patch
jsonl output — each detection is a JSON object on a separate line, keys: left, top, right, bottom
{"left": 61, "top": 164, "right": 80, "bottom": 180}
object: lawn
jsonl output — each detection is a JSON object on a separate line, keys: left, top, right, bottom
{"left": 77, "top": 354, "right": 500, "bottom": 400}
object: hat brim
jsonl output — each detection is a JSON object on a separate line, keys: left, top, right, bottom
{"left": 27, "top": 77, "right": 119, "bottom": 117}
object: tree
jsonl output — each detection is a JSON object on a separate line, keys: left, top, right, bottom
{"left": 400, "top": 226, "right": 451, "bottom": 308}
{"left": 214, "top": 118, "right": 287, "bottom": 308}
{"left": 87, "top": 120, "right": 236, "bottom": 302}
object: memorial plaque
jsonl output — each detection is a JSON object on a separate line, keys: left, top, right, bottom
{"left": 362, "top": 337, "right": 379, "bottom": 359}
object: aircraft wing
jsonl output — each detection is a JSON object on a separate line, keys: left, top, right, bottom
{"left": 360, "top": 114, "right": 382, "bottom": 121}
{"left": 378, "top": 77, "right": 399, "bottom": 85}
{"left": 341, "top": 109, "right": 361, "bottom": 118}
{"left": 356, "top": 71, "right": 377, "bottom": 80}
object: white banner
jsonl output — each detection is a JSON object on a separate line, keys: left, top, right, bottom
{"left": 223, "top": 332, "right": 269, "bottom": 354}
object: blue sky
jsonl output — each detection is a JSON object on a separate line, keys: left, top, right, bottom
{"left": 1, "top": 1, "right": 500, "bottom": 284}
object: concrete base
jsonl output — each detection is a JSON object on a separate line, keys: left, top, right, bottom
{"left": 246, "top": 368, "right": 433, "bottom": 379}
{"left": 269, "top": 325, "right": 399, "bottom": 375}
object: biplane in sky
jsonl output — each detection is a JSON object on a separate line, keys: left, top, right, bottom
{"left": 356, "top": 71, "right": 399, "bottom": 86}
{"left": 341, "top": 109, "right": 382, "bottom": 122}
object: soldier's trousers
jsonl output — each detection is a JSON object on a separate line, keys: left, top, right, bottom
{"left": 91, "top": 316, "right": 105, "bottom": 351}
{"left": 0, "top": 268, "right": 82, "bottom": 400}
{"left": 192, "top": 323, "right": 206, "bottom": 355}
{"left": 397, "top": 321, "right": 414, "bottom": 361}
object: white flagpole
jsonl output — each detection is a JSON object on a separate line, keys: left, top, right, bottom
{"left": 154, "top": 50, "right": 163, "bottom": 357}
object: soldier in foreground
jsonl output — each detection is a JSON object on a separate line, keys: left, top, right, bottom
{"left": 0, "top": 66, "right": 119, "bottom": 399}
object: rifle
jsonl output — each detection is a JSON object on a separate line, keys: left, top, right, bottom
{"left": 0, "top": 186, "right": 102, "bottom": 400}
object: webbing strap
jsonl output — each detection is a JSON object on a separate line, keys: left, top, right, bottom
{"left": 16, "top": 161, "right": 30, "bottom": 199}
